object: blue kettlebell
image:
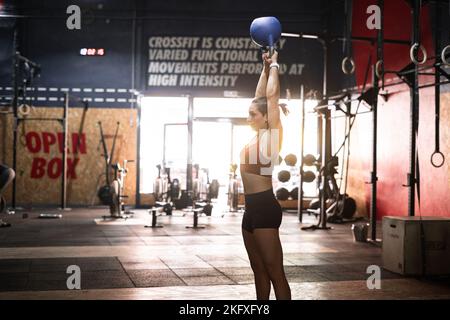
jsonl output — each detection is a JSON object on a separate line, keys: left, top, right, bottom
{"left": 250, "top": 16, "right": 282, "bottom": 55}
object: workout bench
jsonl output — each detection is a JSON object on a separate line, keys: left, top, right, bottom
{"left": 183, "top": 207, "right": 206, "bottom": 229}
{"left": 145, "top": 207, "right": 164, "bottom": 228}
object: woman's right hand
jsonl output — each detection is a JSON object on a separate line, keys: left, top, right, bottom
{"left": 270, "top": 50, "right": 278, "bottom": 63}
{"left": 263, "top": 50, "right": 278, "bottom": 65}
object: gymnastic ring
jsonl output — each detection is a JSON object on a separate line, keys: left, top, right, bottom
{"left": 409, "top": 43, "right": 427, "bottom": 65}
{"left": 441, "top": 45, "right": 450, "bottom": 66}
{"left": 431, "top": 151, "right": 445, "bottom": 168}
{"left": 375, "top": 60, "right": 383, "bottom": 79}
{"left": 18, "top": 104, "right": 31, "bottom": 116}
{"left": 341, "top": 57, "right": 355, "bottom": 75}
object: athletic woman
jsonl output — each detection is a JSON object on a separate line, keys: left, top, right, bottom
{"left": 240, "top": 50, "right": 291, "bottom": 300}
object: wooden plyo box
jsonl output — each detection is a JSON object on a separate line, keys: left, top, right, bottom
{"left": 382, "top": 216, "right": 450, "bottom": 275}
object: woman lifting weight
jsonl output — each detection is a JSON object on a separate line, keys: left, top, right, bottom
{"left": 240, "top": 50, "right": 291, "bottom": 300}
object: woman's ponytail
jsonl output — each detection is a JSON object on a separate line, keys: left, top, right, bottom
{"left": 279, "top": 103, "right": 289, "bottom": 116}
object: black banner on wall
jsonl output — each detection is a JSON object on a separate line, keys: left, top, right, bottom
{"left": 145, "top": 35, "right": 323, "bottom": 98}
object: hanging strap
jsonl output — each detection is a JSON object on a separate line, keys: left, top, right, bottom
{"left": 431, "top": 2, "right": 445, "bottom": 168}
{"left": 415, "top": 63, "right": 425, "bottom": 276}
{"left": 415, "top": 139, "right": 420, "bottom": 210}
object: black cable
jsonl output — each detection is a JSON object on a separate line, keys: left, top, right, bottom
{"left": 320, "top": 53, "right": 372, "bottom": 175}
{"left": 334, "top": 3, "right": 354, "bottom": 192}
{"left": 30, "top": 65, "right": 40, "bottom": 108}
{"left": 316, "top": 53, "right": 371, "bottom": 222}
{"left": 338, "top": 108, "right": 348, "bottom": 192}
{"left": 343, "top": 112, "right": 351, "bottom": 197}
{"left": 331, "top": 77, "right": 368, "bottom": 158}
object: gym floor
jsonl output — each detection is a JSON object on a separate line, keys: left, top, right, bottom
{"left": 0, "top": 208, "right": 449, "bottom": 300}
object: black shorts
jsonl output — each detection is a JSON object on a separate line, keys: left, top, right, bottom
{"left": 242, "top": 188, "right": 282, "bottom": 232}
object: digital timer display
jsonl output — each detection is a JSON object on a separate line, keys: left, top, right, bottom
{"left": 80, "top": 48, "right": 105, "bottom": 56}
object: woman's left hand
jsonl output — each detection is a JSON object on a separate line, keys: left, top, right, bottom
{"left": 262, "top": 52, "right": 271, "bottom": 68}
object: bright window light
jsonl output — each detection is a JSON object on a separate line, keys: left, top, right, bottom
{"left": 140, "top": 97, "right": 188, "bottom": 193}
{"left": 139, "top": 96, "right": 319, "bottom": 197}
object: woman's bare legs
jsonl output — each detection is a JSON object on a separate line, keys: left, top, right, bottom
{"left": 242, "top": 228, "right": 291, "bottom": 300}
{"left": 253, "top": 228, "right": 291, "bottom": 300}
{"left": 242, "top": 228, "right": 271, "bottom": 299}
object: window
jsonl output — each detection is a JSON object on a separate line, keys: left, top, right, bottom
{"left": 139, "top": 96, "right": 319, "bottom": 197}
